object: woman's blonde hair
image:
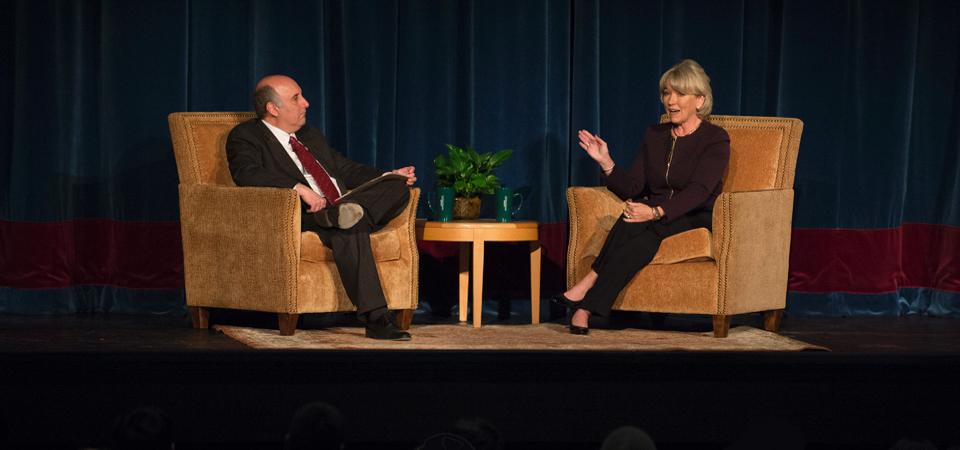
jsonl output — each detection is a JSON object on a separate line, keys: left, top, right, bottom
{"left": 659, "top": 59, "right": 713, "bottom": 118}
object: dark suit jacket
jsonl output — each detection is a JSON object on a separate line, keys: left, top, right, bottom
{"left": 226, "top": 119, "right": 383, "bottom": 227}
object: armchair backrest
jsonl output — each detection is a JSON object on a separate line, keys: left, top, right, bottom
{"left": 168, "top": 112, "right": 256, "bottom": 186}
{"left": 710, "top": 115, "right": 803, "bottom": 192}
{"left": 662, "top": 115, "right": 803, "bottom": 192}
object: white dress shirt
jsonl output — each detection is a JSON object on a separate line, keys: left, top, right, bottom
{"left": 261, "top": 120, "right": 342, "bottom": 197}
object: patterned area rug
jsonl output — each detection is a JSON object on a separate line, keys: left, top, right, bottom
{"left": 214, "top": 323, "right": 828, "bottom": 352}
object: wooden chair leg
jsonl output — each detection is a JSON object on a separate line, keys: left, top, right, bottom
{"left": 394, "top": 309, "right": 414, "bottom": 330}
{"left": 188, "top": 306, "right": 210, "bottom": 329}
{"left": 712, "top": 315, "right": 730, "bottom": 338}
{"left": 278, "top": 313, "right": 299, "bottom": 336}
{"left": 763, "top": 309, "right": 784, "bottom": 332}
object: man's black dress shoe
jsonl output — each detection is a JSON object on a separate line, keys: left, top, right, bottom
{"left": 365, "top": 314, "right": 412, "bottom": 341}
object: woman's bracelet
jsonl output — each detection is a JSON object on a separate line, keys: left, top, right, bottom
{"left": 651, "top": 205, "right": 662, "bottom": 221}
{"left": 601, "top": 163, "right": 615, "bottom": 175}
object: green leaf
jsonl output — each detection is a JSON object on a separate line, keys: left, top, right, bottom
{"left": 488, "top": 149, "right": 513, "bottom": 167}
{"left": 436, "top": 144, "right": 513, "bottom": 196}
{"left": 469, "top": 174, "right": 487, "bottom": 187}
{"left": 433, "top": 155, "right": 448, "bottom": 172}
{"left": 450, "top": 156, "right": 468, "bottom": 175}
{"left": 447, "top": 144, "right": 465, "bottom": 165}
{"left": 469, "top": 150, "right": 482, "bottom": 168}
{"left": 486, "top": 175, "right": 500, "bottom": 194}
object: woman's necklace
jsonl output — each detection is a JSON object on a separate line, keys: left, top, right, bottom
{"left": 666, "top": 117, "right": 701, "bottom": 197}
{"left": 672, "top": 119, "right": 702, "bottom": 138}
{"left": 665, "top": 135, "right": 677, "bottom": 199}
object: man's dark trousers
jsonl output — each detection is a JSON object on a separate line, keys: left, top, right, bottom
{"left": 305, "top": 177, "right": 410, "bottom": 318}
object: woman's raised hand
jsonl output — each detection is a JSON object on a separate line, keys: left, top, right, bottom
{"left": 578, "top": 129, "right": 614, "bottom": 170}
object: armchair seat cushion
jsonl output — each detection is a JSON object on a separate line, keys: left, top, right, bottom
{"left": 595, "top": 220, "right": 714, "bottom": 265}
{"left": 651, "top": 228, "right": 714, "bottom": 265}
{"left": 300, "top": 228, "right": 401, "bottom": 263}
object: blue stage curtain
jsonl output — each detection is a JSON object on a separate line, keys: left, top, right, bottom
{"left": 1, "top": 0, "right": 958, "bottom": 316}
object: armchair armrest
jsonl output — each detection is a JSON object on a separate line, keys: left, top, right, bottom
{"left": 384, "top": 187, "right": 420, "bottom": 310}
{"left": 712, "top": 188, "right": 794, "bottom": 314}
{"left": 565, "top": 186, "right": 623, "bottom": 288}
{"left": 178, "top": 184, "right": 302, "bottom": 313}
{"left": 378, "top": 187, "right": 420, "bottom": 234}
{"left": 375, "top": 187, "right": 421, "bottom": 265}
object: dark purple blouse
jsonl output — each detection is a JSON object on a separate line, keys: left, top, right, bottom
{"left": 605, "top": 121, "right": 730, "bottom": 223}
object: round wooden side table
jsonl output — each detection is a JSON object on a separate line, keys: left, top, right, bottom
{"left": 416, "top": 219, "right": 541, "bottom": 327}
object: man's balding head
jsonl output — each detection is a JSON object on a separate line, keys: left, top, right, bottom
{"left": 252, "top": 75, "right": 291, "bottom": 119}
{"left": 252, "top": 75, "right": 310, "bottom": 132}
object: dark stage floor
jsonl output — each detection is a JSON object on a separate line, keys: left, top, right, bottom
{"left": 1, "top": 311, "right": 959, "bottom": 449}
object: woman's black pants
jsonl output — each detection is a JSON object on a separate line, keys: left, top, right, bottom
{"left": 578, "top": 209, "right": 712, "bottom": 317}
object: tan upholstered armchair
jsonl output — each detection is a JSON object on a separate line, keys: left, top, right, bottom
{"left": 168, "top": 112, "right": 419, "bottom": 335}
{"left": 566, "top": 115, "right": 803, "bottom": 337}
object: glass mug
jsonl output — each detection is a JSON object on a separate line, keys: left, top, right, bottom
{"left": 427, "top": 186, "right": 455, "bottom": 222}
{"left": 495, "top": 187, "right": 523, "bottom": 222}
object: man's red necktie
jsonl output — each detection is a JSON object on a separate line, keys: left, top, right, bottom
{"left": 289, "top": 135, "right": 340, "bottom": 204}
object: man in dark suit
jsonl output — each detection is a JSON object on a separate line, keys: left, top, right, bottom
{"left": 226, "top": 74, "right": 416, "bottom": 340}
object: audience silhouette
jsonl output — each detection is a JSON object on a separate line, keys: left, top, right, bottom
{"left": 450, "top": 418, "right": 503, "bottom": 450}
{"left": 416, "top": 417, "right": 504, "bottom": 450}
{"left": 39, "top": 401, "right": 960, "bottom": 449}
{"left": 285, "top": 402, "right": 345, "bottom": 450}
{"left": 600, "top": 426, "right": 657, "bottom": 450}
{"left": 111, "top": 406, "right": 174, "bottom": 450}
{"left": 416, "top": 432, "right": 476, "bottom": 450}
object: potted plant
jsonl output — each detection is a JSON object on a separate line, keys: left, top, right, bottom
{"left": 433, "top": 144, "right": 513, "bottom": 219}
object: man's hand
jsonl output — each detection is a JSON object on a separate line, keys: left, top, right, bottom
{"left": 391, "top": 166, "right": 417, "bottom": 186}
{"left": 294, "top": 183, "right": 328, "bottom": 213}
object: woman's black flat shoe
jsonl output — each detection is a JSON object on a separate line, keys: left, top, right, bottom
{"left": 551, "top": 294, "right": 579, "bottom": 309}
{"left": 569, "top": 324, "right": 590, "bottom": 335}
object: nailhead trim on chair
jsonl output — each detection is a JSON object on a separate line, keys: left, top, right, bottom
{"left": 716, "top": 193, "right": 733, "bottom": 316}
{"left": 282, "top": 192, "right": 299, "bottom": 312}
{"left": 405, "top": 189, "right": 420, "bottom": 310}
{"left": 565, "top": 188, "right": 582, "bottom": 290}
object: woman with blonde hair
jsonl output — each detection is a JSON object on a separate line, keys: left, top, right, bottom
{"left": 554, "top": 59, "right": 730, "bottom": 334}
